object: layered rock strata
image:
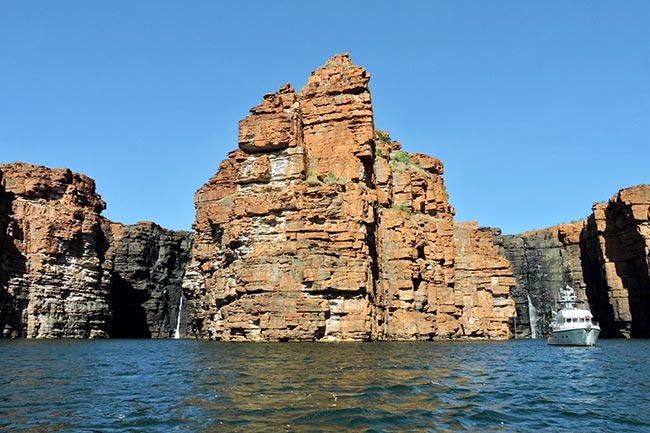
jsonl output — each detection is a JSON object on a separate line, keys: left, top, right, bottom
{"left": 581, "top": 185, "right": 650, "bottom": 337}
{"left": 501, "top": 185, "right": 650, "bottom": 338}
{"left": 453, "top": 223, "right": 517, "bottom": 339}
{"left": 0, "top": 163, "right": 111, "bottom": 337}
{"left": 183, "top": 54, "right": 516, "bottom": 340}
{"left": 0, "top": 163, "right": 192, "bottom": 338}
{"left": 499, "top": 222, "right": 585, "bottom": 338}
{"left": 4, "top": 56, "right": 647, "bottom": 342}
{"left": 102, "top": 221, "right": 193, "bottom": 338}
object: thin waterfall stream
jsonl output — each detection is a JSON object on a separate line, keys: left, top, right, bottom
{"left": 527, "top": 294, "right": 539, "bottom": 339}
{"left": 174, "top": 295, "right": 183, "bottom": 339}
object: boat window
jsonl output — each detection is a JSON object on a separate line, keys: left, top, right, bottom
{"left": 566, "top": 318, "right": 572, "bottom": 323}
{"left": 579, "top": 318, "right": 584, "bottom": 322}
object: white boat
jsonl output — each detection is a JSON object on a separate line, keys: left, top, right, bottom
{"left": 547, "top": 286, "right": 600, "bottom": 346}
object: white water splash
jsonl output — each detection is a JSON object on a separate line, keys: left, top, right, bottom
{"left": 527, "top": 294, "right": 539, "bottom": 339}
{"left": 174, "top": 296, "right": 183, "bottom": 339}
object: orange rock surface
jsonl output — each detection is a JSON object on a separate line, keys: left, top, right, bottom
{"left": 582, "top": 184, "right": 650, "bottom": 337}
{"left": 0, "top": 163, "right": 111, "bottom": 337}
{"left": 501, "top": 185, "right": 650, "bottom": 338}
{"left": 184, "top": 54, "right": 517, "bottom": 340}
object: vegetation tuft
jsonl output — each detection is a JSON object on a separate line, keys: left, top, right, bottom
{"left": 391, "top": 202, "right": 412, "bottom": 214}
{"left": 218, "top": 193, "right": 237, "bottom": 207}
{"left": 324, "top": 172, "right": 338, "bottom": 185}
{"left": 375, "top": 128, "right": 392, "bottom": 144}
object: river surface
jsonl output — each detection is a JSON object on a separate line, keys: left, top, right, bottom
{"left": 1, "top": 339, "right": 648, "bottom": 432}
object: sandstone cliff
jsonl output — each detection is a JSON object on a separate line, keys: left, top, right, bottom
{"left": 581, "top": 185, "right": 650, "bottom": 337}
{"left": 453, "top": 223, "right": 518, "bottom": 339}
{"left": 101, "top": 221, "right": 193, "bottom": 338}
{"left": 499, "top": 222, "right": 585, "bottom": 338}
{"left": 4, "top": 55, "right": 647, "bottom": 341}
{"left": 0, "top": 163, "right": 192, "bottom": 338}
{"left": 501, "top": 185, "right": 650, "bottom": 338}
{"left": 0, "top": 163, "right": 111, "bottom": 337}
{"left": 183, "top": 54, "right": 516, "bottom": 341}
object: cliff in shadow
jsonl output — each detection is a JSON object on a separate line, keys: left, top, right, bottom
{"left": 501, "top": 185, "right": 650, "bottom": 338}
{"left": 581, "top": 185, "right": 650, "bottom": 337}
{"left": 102, "top": 221, "right": 193, "bottom": 338}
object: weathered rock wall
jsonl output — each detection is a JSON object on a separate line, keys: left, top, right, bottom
{"left": 0, "top": 55, "right": 526, "bottom": 341}
{"left": 373, "top": 144, "right": 458, "bottom": 339}
{"left": 501, "top": 185, "right": 650, "bottom": 338}
{"left": 7, "top": 56, "right": 646, "bottom": 342}
{"left": 499, "top": 221, "right": 585, "bottom": 338}
{"left": 183, "top": 54, "right": 516, "bottom": 341}
{"left": 102, "top": 221, "right": 193, "bottom": 338}
{"left": 0, "top": 163, "right": 193, "bottom": 338}
{"left": 183, "top": 56, "right": 380, "bottom": 340}
{"left": 454, "top": 223, "right": 516, "bottom": 339}
{"left": 0, "top": 163, "right": 111, "bottom": 337}
{"left": 581, "top": 185, "right": 650, "bottom": 337}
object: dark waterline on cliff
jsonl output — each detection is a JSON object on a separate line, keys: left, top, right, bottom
{"left": 1, "top": 339, "right": 649, "bottom": 432}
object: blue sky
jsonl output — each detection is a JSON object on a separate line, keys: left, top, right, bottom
{"left": 2, "top": 1, "right": 648, "bottom": 234}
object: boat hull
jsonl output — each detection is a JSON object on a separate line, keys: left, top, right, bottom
{"left": 547, "top": 327, "right": 600, "bottom": 346}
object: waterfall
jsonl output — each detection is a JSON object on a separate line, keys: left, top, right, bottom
{"left": 527, "top": 294, "right": 539, "bottom": 339}
{"left": 174, "top": 295, "right": 183, "bottom": 339}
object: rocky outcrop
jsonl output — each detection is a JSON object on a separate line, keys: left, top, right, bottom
{"left": 453, "top": 223, "right": 517, "bottom": 339}
{"left": 0, "top": 163, "right": 192, "bottom": 338}
{"left": 101, "top": 221, "right": 193, "bottom": 338}
{"left": 0, "top": 56, "right": 517, "bottom": 341}
{"left": 6, "top": 55, "right": 646, "bottom": 342}
{"left": 499, "top": 222, "right": 585, "bottom": 338}
{"left": 501, "top": 185, "right": 650, "bottom": 338}
{"left": 581, "top": 185, "right": 650, "bottom": 337}
{"left": 183, "top": 54, "right": 516, "bottom": 341}
{"left": 0, "top": 163, "right": 111, "bottom": 337}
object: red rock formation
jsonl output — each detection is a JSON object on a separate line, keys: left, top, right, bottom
{"left": 373, "top": 141, "right": 458, "bottom": 339}
{"left": 501, "top": 185, "right": 650, "bottom": 338}
{"left": 454, "top": 222, "right": 517, "bottom": 339}
{"left": 184, "top": 54, "right": 516, "bottom": 340}
{"left": 582, "top": 185, "right": 650, "bottom": 337}
{"left": 0, "top": 163, "right": 111, "bottom": 337}
{"left": 0, "top": 55, "right": 521, "bottom": 341}
{"left": 0, "top": 163, "right": 193, "bottom": 338}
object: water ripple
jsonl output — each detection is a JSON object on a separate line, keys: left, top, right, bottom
{"left": 1, "top": 339, "right": 649, "bottom": 432}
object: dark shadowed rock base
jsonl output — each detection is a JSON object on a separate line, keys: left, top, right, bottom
{"left": 501, "top": 185, "right": 650, "bottom": 338}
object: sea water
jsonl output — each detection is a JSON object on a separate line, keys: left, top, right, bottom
{"left": 1, "top": 339, "right": 648, "bottom": 432}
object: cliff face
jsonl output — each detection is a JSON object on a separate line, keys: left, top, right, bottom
{"left": 499, "top": 222, "right": 585, "bottom": 338}
{"left": 0, "top": 56, "right": 516, "bottom": 341}
{"left": 0, "top": 163, "right": 192, "bottom": 338}
{"left": 0, "top": 163, "right": 111, "bottom": 337}
{"left": 5, "top": 56, "right": 645, "bottom": 341}
{"left": 102, "top": 221, "right": 193, "bottom": 338}
{"left": 453, "top": 223, "right": 518, "bottom": 339}
{"left": 183, "top": 54, "right": 516, "bottom": 341}
{"left": 581, "top": 185, "right": 650, "bottom": 337}
{"left": 501, "top": 185, "right": 650, "bottom": 338}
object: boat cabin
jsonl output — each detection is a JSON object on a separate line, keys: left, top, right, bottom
{"left": 556, "top": 310, "right": 598, "bottom": 326}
